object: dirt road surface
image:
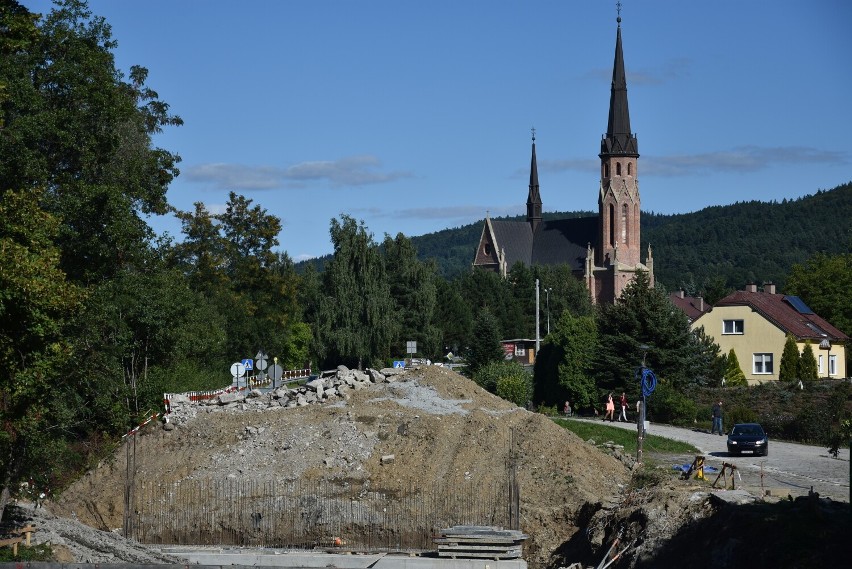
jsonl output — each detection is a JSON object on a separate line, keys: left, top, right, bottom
{"left": 574, "top": 417, "right": 850, "bottom": 502}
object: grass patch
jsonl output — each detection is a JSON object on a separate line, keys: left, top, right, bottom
{"left": 553, "top": 418, "right": 699, "bottom": 455}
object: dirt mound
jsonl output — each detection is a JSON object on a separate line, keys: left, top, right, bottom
{"left": 54, "top": 366, "right": 629, "bottom": 566}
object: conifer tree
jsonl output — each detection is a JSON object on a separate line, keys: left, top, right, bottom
{"left": 779, "top": 334, "right": 801, "bottom": 383}
{"left": 724, "top": 348, "right": 748, "bottom": 386}
{"left": 798, "top": 340, "right": 818, "bottom": 381}
{"left": 464, "top": 309, "right": 504, "bottom": 377}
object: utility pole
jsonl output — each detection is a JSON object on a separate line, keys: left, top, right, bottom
{"left": 535, "top": 279, "right": 540, "bottom": 355}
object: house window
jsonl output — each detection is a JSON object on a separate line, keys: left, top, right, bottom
{"left": 514, "top": 345, "right": 526, "bottom": 357}
{"left": 753, "top": 353, "right": 773, "bottom": 375}
{"left": 818, "top": 354, "right": 824, "bottom": 375}
{"left": 829, "top": 355, "right": 837, "bottom": 376}
{"left": 722, "top": 320, "right": 744, "bottom": 335}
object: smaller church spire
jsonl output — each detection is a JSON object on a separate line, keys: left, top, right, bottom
{"left": 526, "top": 127, "right": 542, "bottom": 232}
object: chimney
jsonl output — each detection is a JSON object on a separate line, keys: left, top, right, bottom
{"left": 697, "top": 296, "right": 705, "bottom": 312}
{"left": 745, "top": 283, "right": 758, "bottom": 293}
{"left": 678, "top": 290, "right": 685, "bottom": 299}
{"left": 765, "top": 282, "right": 776, "bottom": 294}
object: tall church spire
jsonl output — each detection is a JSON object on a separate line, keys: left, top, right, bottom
{"left": 526, "top": 127, "right": 542, "bottom": 232}
{"left": 598, "top": 8, "right": 641, "bottom": 269}
{"left": 601, "top": 13, "right": 638, "bottom": 157}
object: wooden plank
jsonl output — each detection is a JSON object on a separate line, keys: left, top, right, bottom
{"left": 437, "top": 544, "right": 523, "bottom": 553}
{"left": 435, "top": 537, "right": 523, "bottom": 545}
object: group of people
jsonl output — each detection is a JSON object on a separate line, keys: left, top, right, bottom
{"left": 564, "top": 394, "right": 726, "bottom": 435}
{"left": 603, "top": 392, "right": 630, "bottom": 422}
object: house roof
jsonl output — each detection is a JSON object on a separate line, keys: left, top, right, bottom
{"left": 669, "top": 292, "right": 709, "bottom": 321}
{"left": 708, "top": 290, "right": 849, "bottom": 342}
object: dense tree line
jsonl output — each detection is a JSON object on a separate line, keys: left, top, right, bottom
{"left": 1, "top": 0, "right": 849, "bottom": 517}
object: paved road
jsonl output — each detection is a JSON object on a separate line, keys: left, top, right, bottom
{"left": 572, "top": 418, "right": 850, "bottom": 502}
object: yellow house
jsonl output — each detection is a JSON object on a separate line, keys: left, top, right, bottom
{"left": 691, "top": 283, "right": 848, "bottom": 385}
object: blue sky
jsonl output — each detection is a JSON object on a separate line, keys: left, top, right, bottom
{"left": 24, "top": 1, "right": 852, "bottom": 261}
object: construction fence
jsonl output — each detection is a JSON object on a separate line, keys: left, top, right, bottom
{"left": 128, "top": 475, "right": 519, "bottom": 551}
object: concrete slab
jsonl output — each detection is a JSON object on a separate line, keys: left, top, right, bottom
{"left": 161, "top": 547, "right": 527, "bottom": 569}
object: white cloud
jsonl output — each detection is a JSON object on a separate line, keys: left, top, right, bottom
{"left": 183, "top": 155, "right": 413, "bottom": 190}
{"left": 644, "top": 146, "right": 849, "bottom": 177}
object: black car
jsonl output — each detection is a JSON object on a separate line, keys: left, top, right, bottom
{"left": 727, "top": 423, "right": 769, "bottom": 456}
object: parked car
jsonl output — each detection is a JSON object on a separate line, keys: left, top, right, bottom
{"left": 727, "top": 423, "right": 769, "bottom": 456}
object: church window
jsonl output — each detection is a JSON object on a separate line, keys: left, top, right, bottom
{"left": 608, "top": 204, "right": 615, "bottom": 247}
{"left": 628, "top": 162, "right": 632, "bottom": 175}
{"left": 484, "top": 243, "right": 491, "bottom": 256}
{"left": 621, "top": 204, "right": 628, "bottom": 244}
{"left": 616, "top": 162, "right": 622, "bottom": 176}
{"left": 604, "top": 163, "right": 610, "bottom": 178}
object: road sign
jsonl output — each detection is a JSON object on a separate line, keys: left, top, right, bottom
{"left": 269, "top": 364, "right": 283, "bottom": 381}
{"left": 230, "top": 362, "right": 246, "bottom": 377}
{"left": 255, "top": 351, "right": 269, "bottom": 370}
{"left": 241, "top": 358, "right": 254, "bottom": 371}
{"left": 393, "top": 360, "right": 405, "bottom": 368}
{"left": 406, "top": 341, "right": 417, "bottom": 354}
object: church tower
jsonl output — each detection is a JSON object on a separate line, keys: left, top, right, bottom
{"left": 597, "top": 13, "right": 640, "bottom": 268}
{"left": 526, "top": 129, "right": 542, "bottom": 233}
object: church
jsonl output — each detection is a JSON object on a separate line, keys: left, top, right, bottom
{"left": 472, "top": 13, "right": 654, "bottom": 304}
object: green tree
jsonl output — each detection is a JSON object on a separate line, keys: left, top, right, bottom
{"left": 315, "top": 216, "right": 395, "bottom": 369}
{"left": 798, "top": 340, "right": 818, "bottom": 382}
{"left": 595, "top": 271, "right": 716, "bottom": 391}
{"left": 464, "top": 309, "right": 504, "bottom": 377}
{"left": 495, "top": 366, "right": 533, "bottom": 408}
{"left": 0, "top": 187, "right": 85, "bottom": 516}
{"left": 786, "top": 252, "right": 852, "bottom": 336}
{"left": 0, "top": 0, "right": 182, "bottom": 283}
{"left": 534, "top": 312, "right": 599, "bottom": 411}
{"left": 779, "top": 334, "right": 801, "bottom": 383}
{"left": 433, "top": 277, "right": 473, "bottom": 357}
{"left": 383, "top": 233, "right": 440, "bottom": 358}
{"left": 724, "top": 348, "right": 747, "bottom": 386}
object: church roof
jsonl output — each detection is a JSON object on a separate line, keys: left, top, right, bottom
{"left": 531, "top": 217, "right": 597, "bottom": 271}
{"left": 488, "top": 216, "right": 597, "bottom": 273}
{"left": 489, "top": 220, "right": 533, "bottom": 267}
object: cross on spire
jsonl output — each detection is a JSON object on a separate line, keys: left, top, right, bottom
{"left": 531, "top": 126, "right": 536, "bottom": 142}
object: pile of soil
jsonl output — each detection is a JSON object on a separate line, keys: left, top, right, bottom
{"left": 53, "top": 366, "right": 630, "bottom": 567}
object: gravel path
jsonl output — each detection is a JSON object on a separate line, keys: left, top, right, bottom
{"left": 573, "top": 417, "right": 850, "bottom": 502}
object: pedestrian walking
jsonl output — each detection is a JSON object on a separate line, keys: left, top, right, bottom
{"left": 711, "top": 400, "right": 724, "bottom": 435}
{"left": 619, "top": 392, "right": 628, "bottom": 422}
{"left": 604, "top": 393, "right": 615, "bottom": 422}
{"left": 563, "top": 400, "right": 572, "bottom": 417}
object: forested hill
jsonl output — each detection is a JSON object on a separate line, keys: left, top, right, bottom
{"left": 300, "top": 182, "right": 851, "bottom": 292}
{"left": 642, "top": 182, "right": 851, "bottom": 293}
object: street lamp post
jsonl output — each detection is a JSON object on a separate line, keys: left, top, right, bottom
{"left": 637, "top": 343, "right": 650, "bottom": 464}
{"left": 545, "top": 288, "right": 552, "bottom": 336}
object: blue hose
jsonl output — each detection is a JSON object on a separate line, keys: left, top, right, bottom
{"left": 636, "top": 367, "right": 657, "bottom": 397}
